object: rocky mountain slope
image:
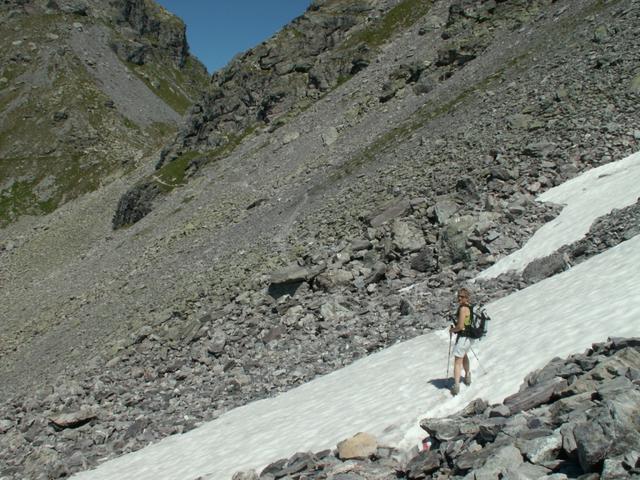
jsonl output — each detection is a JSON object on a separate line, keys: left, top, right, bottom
{"left": 0, "top": 0, "right": 639, "bottom": 477}
{"left": 0, "top": 0, "right": 208, "bottom": 226}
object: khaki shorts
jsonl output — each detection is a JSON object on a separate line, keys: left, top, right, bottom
{"left": 453, "top": 336, "right": 476, "bottom": 358}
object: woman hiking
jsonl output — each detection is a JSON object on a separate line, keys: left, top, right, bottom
{"left": 449, "top": 287, "right": 475, "bottom": 396}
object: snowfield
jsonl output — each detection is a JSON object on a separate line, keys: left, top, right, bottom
{"left": 72, "top": 151, "right": 640, "bottom": 480}
{"left": 477, "top": 150, "right": 640, "bottom": 279}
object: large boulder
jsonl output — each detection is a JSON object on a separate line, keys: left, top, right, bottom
{"left": 406, "top": 449, "right": 441, "bottom": 478}
{"left": 437, "top": 215, "right": 476, "bottom": 266}
{"left": 270, "top": 264, "right": 313, "bottom": 285}
{"left": 315, "top": 269, "right": 354, "bottom": 291}
{"left": 112, "top": 181, "right": 161, "bottom": 229}
{"left": 337, "top": 432, "right": 377, "bottom": 460}
{"left": 369, "top": 199, "right": 411, "bottom": 227}
{"left": 504, "top": 377, "right": 568, "bottom": 413}
{"left": 392, "top": 220, "right": 426, "bottom": 253}
{"left": 410, "top": 247, "right": 438, "bottom": 273}
{"left": 320, "top": 301, "right": 353, "bottom": 322}
{"left": 522, "top": 252, "right": 567, "bottom": 283}
{"left": 431, "top": 197, "right": 459, "bottom": 225}
{"left": 49, "top": 410, "right": 97, "bottom": 430}
{"left": 574, "top": 421, "right": 611, "bottom": 473}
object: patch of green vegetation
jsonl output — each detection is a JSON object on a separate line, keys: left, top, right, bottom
{"left": 127, "top": 61, "right": 193, "bottom": 115}
{"left": 122, "top": 116, "right": 139, "bottom": 131}
{"left": 146, "top": 121, "right": 176, "bottom": 143}
{"left": 0, "top": 100, "right": 55, "bottom": 155}
{"left": 344, "top": 0, "right": 433, "bottom": 49}
{"left": 0, "top": 180, "right": 36, "bottom": 225}
{"left": 0, "top": 89, "right": 20, "bottom": 114}
{"left": 155, "top": 151, "right": 199, "bottom": 190}
{"left": 0, "top": 154, "right": 106, "bottom": 226}
{"left": 8, "top": 11, "right": 63, "bottom": 40}
{"left": 154, "top": 77, "right": 192, "bottom": 114}
{"left": 151, "top": 123, "right": 259, "bottom": 194}
{"left": 175, "top": 56, "right": 210, "bottom": 91}
{"left": 0, "top": 14, "right": 200, "bottom": 227}
{"left": 336, "top": 74, "right": 351, "bottom": 88}
{"left": 1, "top": 63, "right": 28, "bottom": 88}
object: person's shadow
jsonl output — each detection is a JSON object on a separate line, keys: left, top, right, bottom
{"left": 428, "top": 378, "right": 452, "bottom": 390}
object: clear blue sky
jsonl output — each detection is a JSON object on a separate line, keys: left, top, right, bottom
{"left": 155, "top": 1, "right": 312, "bottom": 73}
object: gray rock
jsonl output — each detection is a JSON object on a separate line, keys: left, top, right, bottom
{"left": 112, "top": 181, "right": 162, "bottom": 229}
{"left": 392, "top": 220, "right": 426, "bottom": 253}
{"left": 320, "top": 301, "right": 353, "bottom": 322}
{"left": 414, "top": 76, "right": 436, "bottom": 95}
{"left": 489, "top": 165, "right": 514, "bottom": 181}
{"left": 487, "top": 405, "right": 511, "bottom": 418}
{"left": 0, "top": 419, "right": 13, "bottom": 433}
{"left": 281, "top": 452, "right": 317, "bottom": 476}
{"left": 207, "top": 330, "right": 227, "bottom": 355}
{"left": 504, "top": 377, "right": 568, "bottom": 413}
{"left": 476, "top": 417, "right": 509, "bottom": 443}
{"left": 420, "top": 417, "right": 463, "bottom": 441}
{"left": 460, "top": 399, "right": 489, "bottom": 417}
{"left": 369, "top": 199, "right": 411, "bottom": 227}
{"left": 507, "top": 113, "right": 533, "bottom": 130}
{"left": 351, "top": 239, "right": 372, "bottom": 252}
{"left": 574, "top": 421, "right": 611, "bottom": 473}
{"left": 455, "top": 441, "right": 520, "bottom": 472}
{"left": 410, "top": 247, "right": 438, "bottom": 273}
{"left": 504, "top": 462, "right": 551, "bottom": 479}
{"left": 601, "top": 456, "right": 632, "bottom": 480}
{"left": 322, "top": 127, "right": 339, "bottom": 146}
{"left": 232, "top": 470, "right": 258, "bottom": 480}
{"left": 456, "top": 176, "right": 479, "bottom": 200}
{"left": 261, "top": 325, "right": 287, "bottom": 344}
{"left": 406, "top": 449, "right": 441, "bottom": 478}
{"left": 474, "top": 444, "right": 523, "bottom": 478}
{"left": 432, "top": 198, "right": 459, "bottom": 225}
{"left": 315, "top": 269, "right": 354, "bottom": 291}
{"left": 630, "top": 73, "right": 640, "bottom": 94}
{"left": 270, "top": 265, "right": 312, "bottom": 285}
{"left": 282, "top": 131, "right": 299, "bottom": 145}
{"left": 519, "top": 429, "right": 562, "bottom": 464}
{"left": 522, "top": 252, "right": 567, "bottom": 283}
{"left": 437, "top": 215, "right": 476, "bottom": 266}
{"left": 364, "top": 261, "right": 387, "bottom": 285}
{"left": 522, "top": 141, "right": 557, "bottom": 158}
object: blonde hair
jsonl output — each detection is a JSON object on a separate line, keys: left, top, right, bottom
{"left": 458, "top": 287, "right": 471, "bottom": 299}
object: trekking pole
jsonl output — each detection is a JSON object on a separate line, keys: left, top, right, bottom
{"left": 469, "top": 347, "right": 486, "bottom": 374}
{"left": 446, "top": 332, "right": 452, "bottom": 378}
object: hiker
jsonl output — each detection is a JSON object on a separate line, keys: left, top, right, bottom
{"left": 449, "top": 287, "right": 475, "bottom": 396}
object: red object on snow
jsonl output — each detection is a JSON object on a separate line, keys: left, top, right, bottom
{"left": 421, "top": 437, "right": 432, "bottom": 451}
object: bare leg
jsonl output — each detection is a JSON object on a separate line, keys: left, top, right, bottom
{"left": 453, "top": 356, "right": 463, "bottom": 385}
{"left": 463, "top": 354, "right": 470, "bottom": 379}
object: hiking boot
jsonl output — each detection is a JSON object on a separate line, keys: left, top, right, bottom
{"left": 450, "top": 383, "right": 460, "bottom": 396}
{"left": 464, "top": 372, "right": 471, "bottom": 386}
